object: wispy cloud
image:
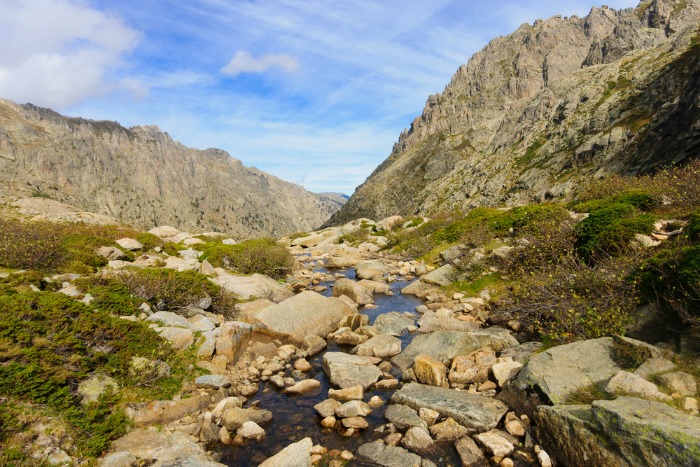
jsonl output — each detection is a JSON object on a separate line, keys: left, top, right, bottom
{"left": 221, "top": 51, "right": 299, "bottom": 77}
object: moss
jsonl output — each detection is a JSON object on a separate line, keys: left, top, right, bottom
{"left": 563, "top": 383, "right": 615, "bottom": 405}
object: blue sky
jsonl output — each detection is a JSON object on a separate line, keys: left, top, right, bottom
{"left": 0, "top": 0, "right": 638, "bottom": 194}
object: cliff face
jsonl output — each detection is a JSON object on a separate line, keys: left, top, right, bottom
{"left": 330, "top": 0, "right": 700, "bottom": 224}
{"left": 0, "top": 100, "right": 344, "bottom": 237}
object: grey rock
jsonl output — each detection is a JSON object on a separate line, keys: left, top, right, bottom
{"left": 259, "top": 437, "right": 312, "bottom": 467}
{"left": 333, "top": 278, "right": 374, "bottom": 305}
{"left": 355, "top": 334, "right": 403, "bottom": 358}
{"left": 210, "top": 271, "right": 293, "bottom": 303}
{"left": 195, "top": 375, "right": 231, "bottom": 389}
{"left": 146, "top": 311, "right": 193, "bottom": 329}
{"left": 634, "top": 357, "right": 676, "bottom": 380}
{"left": 108, "top": 429, "right": 224, "bottom": 466}
{"left": 128, "top": 394, "right": 211, "bottom": 426}
{"left": 355, "top": 440, "right": 423, "bottom": 467}
{"left": 335, "top": 400, "right": 372, "bottom": 418}
{"left": 498, "top": 341, "right": 543, "bottom": 365}
{"left": 314, "top": 399, "right": 342, "bottom": 418}
{"left": 657, "top": 371, "right": 697, "bottom": 396}
{"left": 384, "top": 404, "right": 427, "bottom": 431}
{"left": 323, "top": 352, "right": 383, "bottom": 389}
{"left": 391, "top": 383, "right": 508, "bottom": 433}
{"left": 420, "top": 264, "right": 457, "bottom": 286}
{"left": 153, "top": 326, "right": 194, "bottom": 350}
{"left": 116, "top": 238, "right": 143, "bottom": 251}
{"left": 402, "top": 426, "right": 436, "bottom": 455}
{"left": 96, "top": 246, "right": 126, "bottom": 261}
{"left": 374, "top": 312, "right": 416, "bottom": 336}
{"left": 454, "top": 437, "right": 488, "bottom": 467}
{"left": 605, "top": 370, "right": 672, "bottom": 402}
{"left": 220, "top": 407, "right": 273, "bottom": 431}
{"left": 303, "top": 334, "right": 327, "bottom": 356}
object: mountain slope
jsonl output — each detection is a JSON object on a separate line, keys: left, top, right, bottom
{"left": 0, "top": 100, "right": 344, "bottom": 237}
{"left": 330, "top": 0, "right": 700, "bottom": 224}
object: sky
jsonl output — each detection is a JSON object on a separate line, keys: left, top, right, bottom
{"left": 0, "top": 0, "right": 639, "bottom": 195}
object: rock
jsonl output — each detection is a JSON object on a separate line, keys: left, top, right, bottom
{"left": 259, "top": 437, "right": 313, "bottom": 467}
{"left": 254, "top": 291, "right": 355, "bottom": 345}
{"left": 537, "top": 449, "right": 553, "bottom": 467}
{"left": 315, "top": 399, "right": 342, "bottom": 418}
{"left": 355, "top": 334, "right": 403, "bottom": 358}
{"left": 129, "top": 394, "right": 211, "bottom": 426}
{"left": 335, "top": 400, "right": 372, "bottom": 418}
{"left": 99, "top": 451, "right": 137, "bottom": 467}
{"left": 605, "top": 370, "right": 672, "bottom": 402}
{"left": 334, "top": 329, "right": 368, "bottom": 346}
{"left": 333, "top": 278, "right": 374, "bottom": 305}
{"left": 220, "top": 407, "right": 273, "bottom": 431}
{"left": 375, "top": 379, "right": 400, "bottom": 390}
{"left": 212, "top": 397, "right": 243, "bottom": 418}
{"left": 210, "top": 270, "right": 293, "bottom": 302}
{"left": 392, "top": 328, "right": 517, "bottom": 373}
{"left": 421, "top": 264, "right": 457, "bottom": 286}
{"left": 504, "top": 416, "right": 526, "bottom": 438}
{"left": 391, "top": 383, "right": 508, "bottom": 433}
{"left": 269, "top": 375, "right": 285, "bottom": 388}
{"left": 498, "top": 341, "right": 543, "bottom": 365}
{"left": 634, "top": 357, "right": 676, "bottom": 380}
{"left": 96, "top": 246, "right": 126, "bottom": 261}
{"left": 200, "top": 422, "right": 219, "bottom": 445}
{"left": 130, "top": 357, "right": 171, "bottom": 379}
{"left": 149, "top": 226, "right": 181, "bottom": 238}
{"left": 146, "top": 311, "right": 193, "bottom": 329}
{"left": 536, "top": 396, "right": 700, "bottom": 467}
{"left": 195, "top": 375, "right": 231, "bottom": 389}
{"left": 355, "top": 440, "right": 423, "bottom": 467}
{"left": 369, "top": 395, "right": 385, "bottom": 408}
{"left": 77, "top": 374, "right": 118, "bottom": 404}
{"left": 499, "top": 337, "right": 659, "bottom": 418}
{"left": 374, "top": 312, "right": 415, "bottom": 336}
{"left": 215, "top": 321, "right": 252, "bottom": 364}
{"left": 440, "top": 245, "right": 466, "bottom": 263}
{"left": 413, "top": 354, "right": 449, "bottom": 387}
{"left": 402, "top": 426, "right": 436, "bottom": 454}
{"left": 303, "top": 334, "right": 327, "bottom": 356}
{"left": 355, "top": 261, "right": 391, "bottom": 280}
{"left": 323, "top": 352, "right": 383, "bottom": 389}
{"left": 419, "top": 408, "right": 440, "bottom": 426}
{"left": 454, "top": 437, "right": 488, "bottom": 466}
{"left": 235, "top": 299, "right": 275, "bottom": 322}
{"left": 108, "top": 428, "right": 224, "bottom": 466}
{"left": 342, "top": 416, "right": 369, "bottom": 429}
{"left": 249, "top": 342, "right": 278, "bottom": 360}
{"left": 359, "top": 279, "right": 392, "bottom": 295}
{"left": 429, "top": 418, "right": 469, "bottom": 442}
{"left": 237, "top": 421, "right": 266, "bottom": 440}
{"left": 294, "top": 358, "right": 313, "bottom": 372}
{"left": 449, "top": 348, "right": 497, "bottom": 385}
{"left": 491, "top": 361, "right": 523, "bottom": 387}
{"left": 188, "top": 314, "right": 216, "bottom": 332}
{"left": 154, "top": 326, "right": 194, "bottom": 350}
{"left": 657, "top": 371, "right": 697, "bottom": 396}
{"left": 329, "top": 385, "right": 364, "bottom": 401}
{"left": 474, "top": 430, "right": 514, "bottom": 457}
{"left": 116, "top": 238, "right": 143, "bottom": 251}
{"left": 284, "top": 379, "right": 322, "bottom": 395}
{"left": 384, "top": 404, "right": 427, "bottom": 431}
{"left": 416, "top": 314, "right": 481, "bottom": 333}
{"left": 321, "top": 416, "right": 337, "bottom": 428}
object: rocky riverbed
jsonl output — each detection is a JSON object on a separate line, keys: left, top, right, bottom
{"left": 88, "top": 218, "right": 700, "bottom": 467}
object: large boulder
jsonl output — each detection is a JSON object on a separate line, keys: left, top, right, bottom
{"left": 128, "top": 394, "right": 211, "bottom": 426}
{"left": 355, "top": 440, "right": 423, "bottom": 467}
{"left": 107, "top": 429, "right": 224, "bottom": 466}
{"left": 420, "top": 264, "right": 457, "bottom": 286}
{"left": 391, "top": 328, "right": 518, "bottom": 373}
{"left": 333, "top": 278, "right": 374, "bottom": 305}
{"left": 323, "top": 352, "right": 383, "bottom": 389}
{"left": 259, "top": 437, "right": 313, "bottom": 467}
{"left": 536, "top": 397, "right": 700, "bottom": 466}
{"left": 355, "top": 261, "right": 391, "bottom": 280}
{"left": 390, "top": 383, "right": 508, "bottom": 433}
{"left": 209, "top": 269, "right": 293, "bottom": 302}
{"left": 374, "top": 312, "right": 415, "bottom": 336}
{"left": 220, "top": 407, "right": 273, "bottom": 431}
{"left": 254, "top": 291, "right": 355, "bottom": 345}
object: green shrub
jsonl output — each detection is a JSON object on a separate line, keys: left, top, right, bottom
{"left": 687, "top": 210, "right": 700, "bottom": 242}
{"left": 611, "top": 336, "right": 653, "bottom": 370}
{"left": 337, "top": 229, "right": 370, "bottom": 245}
{"left": 0, "top": 219, "right": 64, "bottom": 270}
{"left": 571, "top": 190, "right": 657, "bottom": 213}
{"left": 200, "top": 238, "right": 293, "bottom": 279}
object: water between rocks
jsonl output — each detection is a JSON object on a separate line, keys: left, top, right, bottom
{"left": 219, "top": 265, "right": 449, "bottom": 465}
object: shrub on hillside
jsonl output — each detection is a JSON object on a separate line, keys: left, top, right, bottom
{"left": 0, "top": 219, "right": 64, "bottom": 270}
{"left": 199, "top": 238, "right": 293, "bottom": 279}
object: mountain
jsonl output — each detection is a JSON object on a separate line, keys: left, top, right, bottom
{"left": 329, "top": 0, "right": 700, "bottom": 224}
{"left": 0, "top": 99, "right": 345, "bottom": 237}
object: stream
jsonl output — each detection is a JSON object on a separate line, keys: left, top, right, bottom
{"left": 219, "top": 264, "right": 441, "bottom": 465}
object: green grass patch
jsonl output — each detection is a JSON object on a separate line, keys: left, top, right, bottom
{"left": 516, "top": 137, "right": 546, "bottom": 167}
{"left": 445, "top": 273, "right": 505, "bottom": 297}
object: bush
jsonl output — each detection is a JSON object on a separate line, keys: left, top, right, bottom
{"left": 0, "top": 219, "right": 64, "bottom": 270}
{"left": 199, "top": 238, "right": 293, "bottom": 279}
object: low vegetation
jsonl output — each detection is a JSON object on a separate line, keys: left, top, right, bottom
{"left": 197, "top": 237, "right": 293, "bottom": 279}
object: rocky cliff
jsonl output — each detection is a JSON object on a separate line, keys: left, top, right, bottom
{"left": 0, "top": 99, "right": 344, "bottom": 237}
{"left": 330, "top": 0, "right": 700, "bottom": 224}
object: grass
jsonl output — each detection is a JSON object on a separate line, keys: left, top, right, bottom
{"left": 516, "top": 137, "right": 546, "bottom": 167}
{"left": 197, "top": 237, "right": 293, "bottom": 279}
{"left": 445, "top": 273, "right": 507, "bottom": 298}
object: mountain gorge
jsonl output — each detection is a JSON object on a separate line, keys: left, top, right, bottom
{"left": 330, "top": 0, "right": 700, "bottom": 224}
{"left": 0, "top": 100, "right": 344, "bottom": 237}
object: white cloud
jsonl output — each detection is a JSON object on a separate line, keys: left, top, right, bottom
{"left": 220, "top": 51, "right": 299, "bottom": 77}
{"left": 0, "top": 0, "right": 140, "bottom": 108}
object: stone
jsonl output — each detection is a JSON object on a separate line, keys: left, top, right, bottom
{"left": 220, "top": 407, "right": 273, "bottom": 431}
{"left": 454, "top": 437, "right": 488, "bottom": 466}
{"left": 321, "top": 416, "right": 337, "bottom": 428}
{"left": 375, "top": 379, "right": 400, "bottom": 390}
{"left": 499, "top": 341, "right": 543, "bottom": 365}
{"left": 385, "top": 432, "right": 403, "bottom": 446}
{"left": 130, "top": 357, "right": 171, "bottom": 379}
{"left": 215, "top": 321, "right": 252, "bottom": 364}
{"left": 100, "top": 451, "right": 138, "bottom": 467}
{"left": 200, "top": 422, "right": 219, "bottom": 445}
{"left": 449, "top": 348, "right": 497, "bottom": 385}
{"left": 419, "top": 408, "right": 440, "bottom": 426}
{"left": 605, "top": 370, "right": 672, "bottom": 402}
{"left": 128, "top": 394, "right": 211, "bottom": 426}
{"left": 116, "top": 238, "right": 143, "bottom": 251}
{"left": 505, "top": 418, "right": 526, "bottom": 438}
{"left": 219, "top": 426, "right": 232, "bottom": 445}
{"left": 374, "top": 312, "right": 415, "bottom": 336}
{"left": 334, "top": 329, "right": 368, "bottom": 346}
{"left": 391, "top": 383, "right": 508, "bottom": 433}
{"left": 384, "top": 404, "right": 427, "bottom": 431}
{"left": 284, "top": 379, "right": 322, "bottom": 395}
{"left": 333, "top": 278, "right": 374, "bottom": 305}
{"left": 537, "top": 449, "right": 553, "bottom": 467}
{"left": 235, "top": 299, "right": 275, "bottom": 322}
{"left": 315, "top": 398, "right": 342, "bottom": 418}
{"left": 421, "top": 264, "right": 457, "bottom": 286}
{"left": 392, "top": 328, "right": 517, "bottom": 373}
{"left": 684, "top": 397, "right": 699, "bottom": 414}
{"left": 323, "top": 352, "right": 383, "bottom": 389}
{"left": 149, "top": 226, "right": 181, "bottom": 238}
{"left": 359, "top": 279, "right": 392, "bottom": 295}
{"left": 147, "top": 311, "right": 192, "bottom": 329}
{"left": 355, "top": 440, "right": 423, "bottom": 467}
{"left": 237, "top": 421, "right": 266, "bottom": 440}
{"left": 342, "top": 416, "right": 369, "bottom": 429}
{"left": 355, "top": 261, "right": 391, "bottom": 280}
{"left": 109, "top": 428, "right": 224, "bottom": 466}
{"left": 429, "top": 417, "right": 469, "bottom": 442}
{"left": 474, "top": 430, "right": 514, "bottom": 457}
{"left": 303, "top": 334, "right": 328, "bottom": 356}
{"left": 254, "top": 291, "right": 355, "bottom": 345}
{"left": 633, "top": 357, "right": 676, "bottom": 380}
{"left": 402, "top": 426, "right": 436, "bottom": 454}
{"left": 96, "top": 246, "right": 126, "bottom": 261}
{"left": 369, "top": 395, "right": 385, "bottom": 408}
{"left": 188, "top": 314, "right": 216, "bottom": 332}
{"left": 414, "top": 354, "right": 449, "bottom": 387}
{"left": 329, "top": 385, "right": 364, "bottom": 401}
{"left": 294, "top": 358, "right": 313, "bottom": 372}
{"left": 269, "top": 375, "right": 285, "bottom": 388}
{"left": 212, "top": 397, "right": 243, "bottom": 418}
{"left": 657, "top": 371, "right": 697, "bottom": 396}
{"left": 335, "top": 400, "right": 372, "bottom": 418}
{"left": 77, "top": 374, "right": 118, "bottom": 404}
{"left": 400, "top": 280, "right": 440, "bottom": 298}
{"left": 355, "top": 334, "right": 403, "bottom": 358}
{"left": 259, "top": 437, "right": 313, "bottom": 467}
{"left": 195, "top": 375, "right": 231, "bottom": 389}
{"left": 491, "top": 361, "right": 523, "bottom": 387}
{"left": 210, "top": 270, "right": 293, "bottom": 302}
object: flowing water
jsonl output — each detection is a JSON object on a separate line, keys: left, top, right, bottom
{"left": 219, "top": 265, "right": 440, "bottom": 465}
